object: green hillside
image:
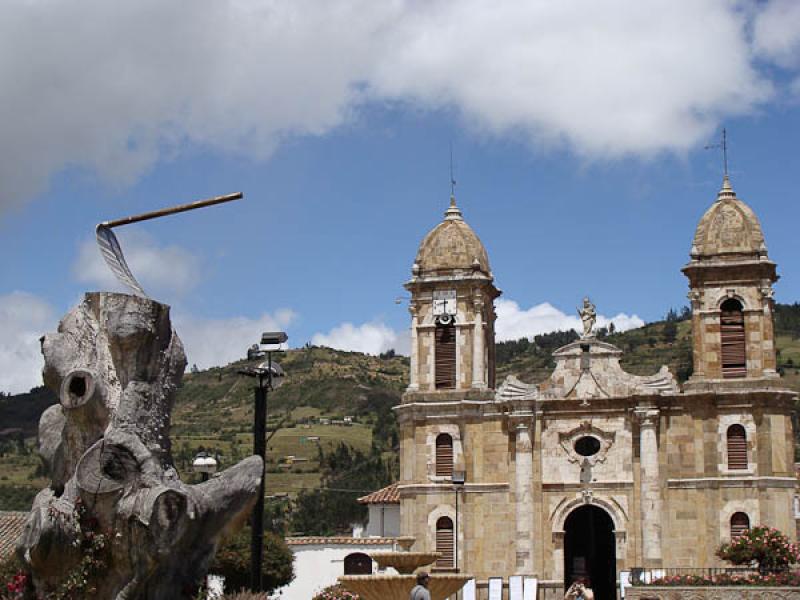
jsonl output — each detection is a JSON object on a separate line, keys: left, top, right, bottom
{"left": 2, "top": 304, "right": 800, "bottom": 531}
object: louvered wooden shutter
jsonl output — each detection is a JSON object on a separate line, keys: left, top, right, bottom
{"left": 721, "top": 301, "right": 746, "bottom": 378}
{"left": 436, "top": 517, "right": 454, "bottom": 567}
{"left": 435, "top": 434, "right": 453, "bottom": 477}
{"left": 727, "top": 424, "right": 748, "bottom": 470}
{"left": 730, "top": 512, "right": 750, "bottom": 538}
{"left": 435, "top": 324, "right": 456, "bottom": 389}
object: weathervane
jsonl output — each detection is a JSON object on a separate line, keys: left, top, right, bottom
{"left": 449, "top": 142, "right": 457, "bottom": 198}
{"left": 96, "top": 192, "right": 243, "bottom": 297}
{"left": 705, "top": 127, "right": 729, "bottom": 177}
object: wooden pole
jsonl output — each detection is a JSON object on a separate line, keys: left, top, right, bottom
{"left": 99, "top": 192, "right": 243, "bottom": 229}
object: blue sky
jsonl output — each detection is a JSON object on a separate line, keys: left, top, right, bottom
{"left": 2, "top": 1, "right": 800, "bottom": 393}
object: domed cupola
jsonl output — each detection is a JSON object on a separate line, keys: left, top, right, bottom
{"left": 689, "top": 176, "right": 768, "bottom": 260}
{"left": 404, "top": 196, "right": 500, "bottom": 395}
{"left": 682, "top": 176, "right": 779, "bottom": 387}
{"left": 413, "top": 198, "right": 491, "bottom": 278}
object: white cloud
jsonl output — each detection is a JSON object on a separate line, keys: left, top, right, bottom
{"left": 373, "top": 1, "right": 770, "bottom": 157}
{"left": 174, "top": 309, "right": 297, "bottom": 370}
{"left": 0, "top": 292, "right": 56, "bottom": 394}
{"left": 0, "top": 286, "right": 297, "bottom": 390}
{"left": 495, "top": 299, "right": 643, "bottom": 342}
{"left": 73, "top": 230, "right": 201, "bottom": 299}
{"left": 0, "top": 1, "right": 784, "bottom": 213}
{"left": 311, "top": 321, "right": 407, "bottom": 356}
{"left": 753, "top": 0, "right": 800, "bottom": 69}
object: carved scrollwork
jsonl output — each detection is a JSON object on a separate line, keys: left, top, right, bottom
{"left": 558, "top": 421, "right": 615, "bottom": 466}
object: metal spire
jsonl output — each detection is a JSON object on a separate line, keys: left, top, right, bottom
{"left": 705, "top": 127, "right": 729, "bottom": 177}
{"left": 449, "top": 142, "right": 457, "bottom": 199}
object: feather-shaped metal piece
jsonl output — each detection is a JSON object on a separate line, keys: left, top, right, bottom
{"left": 96, "top": 224, "right": 147, "bottom": 297}
{"left": 95, "top": 192, "right": 242, "bottom": 297}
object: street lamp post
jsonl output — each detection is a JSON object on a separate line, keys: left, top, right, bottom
{"left": 239, "top": 331, "right": 287, "bottom": 591}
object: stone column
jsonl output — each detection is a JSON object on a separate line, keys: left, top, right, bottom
{"left": 688, "top": 289, "right": 704, "bottom": 379}
{"left": 515, "top": 423, "right": 534, "bottom": 573}
{"left": 636, "top": 408, "right": 662, "bottom": 564}
{"left": 472, "top": 296, "right": 485, "bottom": 388}
{"left": 761, "top": 285, "right": 778, "bottom": 375}
{"left": 408, "top": 303, "right": 419, "bottom": 391}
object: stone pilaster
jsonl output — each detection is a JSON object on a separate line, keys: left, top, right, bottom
{"left": 760, "top": 284, "right": 778, "bottom": 376}
{"left": 472, "top": 295, "right": 486, "bottom": 388}
{"left": 514, "top": 423, "right": 534, "bottom": 573}
{"left": 636, "top": 408, "right": 663, "bottom": 564}
{"left": 408, "top": 303, "right": 419, "bottom": 391}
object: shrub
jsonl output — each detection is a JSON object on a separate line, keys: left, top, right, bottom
{"left": 211, "top": 528, "right": 294, "bottom": 594}
{"left": 312, "top": 584, "right": 361, "bottom": 600}
{"left": 648, "top": 571, "right": 800, "bottom": 587}
{"left": 717, "top": 526, "right": 800, "bottom": 573}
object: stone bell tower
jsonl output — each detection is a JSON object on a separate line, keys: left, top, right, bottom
{"left": 682, "top": 176, "right": 779, "bottom": 387}
{"left": 404, "top": 196, "right": 500, "bottom": 393}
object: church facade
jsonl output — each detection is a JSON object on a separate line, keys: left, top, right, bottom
{"left": 395, "top": 179, "right": 798, "bottom": 599}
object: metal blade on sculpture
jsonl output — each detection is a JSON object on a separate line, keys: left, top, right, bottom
{"left": 95, "top": 225, "right": 147, "bottom": 297}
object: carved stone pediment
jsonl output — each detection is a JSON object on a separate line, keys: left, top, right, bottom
{"left": 558, "top": 421, "right": 615, "bottom": 466}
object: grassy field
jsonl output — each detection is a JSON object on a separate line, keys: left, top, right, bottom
{"left": 3, "top": 306, "right": 800, "bottom": 511}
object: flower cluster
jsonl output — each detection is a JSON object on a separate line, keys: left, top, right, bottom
{"left": 647, "top": 571, "right": 800, "bottom": 587}
{"left": 717, "top": 526, "right": 800, "bottom": 572}
{"left": 45, "top": 497, "right": 112, "bottom": 600}
{"left": 311, "top": 584, "right": 362, "bottom": 600}
{"left": 3, "top": 572, "right": 28, "bottom": 600}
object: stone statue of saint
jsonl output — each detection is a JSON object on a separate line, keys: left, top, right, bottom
{"left": 578, "top": 297, "right": 596, "bottom": 338}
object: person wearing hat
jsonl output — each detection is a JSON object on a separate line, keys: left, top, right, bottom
{"left": 410, "top": 572, "right": 431, "bottom": 600}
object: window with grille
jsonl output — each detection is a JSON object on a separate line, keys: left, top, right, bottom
{"left": 720, "top": 299, "right": 746, "bottom": 378}
{"left": 435, "top": 433, "right": 454, "bottom": 477}
{"left": 435, "top": 322, "right": 456, "bottom": 389}
{"left": 435, "top": 516, "right": 454, "bottom": 567}
{"left": 730, "top": 512, "right": 750, "bottom": 538}
{"left": 343, "top": 553, "right": 372, "bottom": 575}
{"left": 727, "top": 424, "right": 748, "bottom": 470}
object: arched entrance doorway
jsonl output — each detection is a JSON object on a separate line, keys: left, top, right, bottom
{"left": 564, "top": 505, "right": 616, "bottom": 600}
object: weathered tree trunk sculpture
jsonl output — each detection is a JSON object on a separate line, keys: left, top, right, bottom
{"left": 17, "top": 292, "right": 263, "bottom": 599}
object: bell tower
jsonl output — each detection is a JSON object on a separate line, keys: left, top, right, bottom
{"left": 682, "top": 176, "right": 779, "bottom": 387}
{"left": 405, "top": 196, "right": 500, "bottom": 393}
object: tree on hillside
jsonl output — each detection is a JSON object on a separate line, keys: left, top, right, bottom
{"left": 663, "top": 321, "right": 678, "bottom": 344}
{"left": 290, "top": 443, "right": 396, "bottom": 535}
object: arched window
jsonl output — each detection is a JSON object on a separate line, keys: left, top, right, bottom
{"left": 730, "top": 512, "right": 750, "bottom": 538}
{"left": 435, "top": 322, "right": 456, "bottom": 389}
{"left": 720, "top": 299, "right": 746, "bottom": 378}
{"left": 727, "top": 424, "right": 748, "bottom": 470}
{"left": 435, "top": 516, "right": 454, "bottom": 568}
{"left": 343, "top": 552, "right": 372, "bottom": 575}
{"left": 435, "top": 433, "right": 454, "bottom": 477}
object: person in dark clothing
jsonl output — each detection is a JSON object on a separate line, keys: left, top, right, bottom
{"left": 410, "top": 572, "right": 431, "bottom": 600}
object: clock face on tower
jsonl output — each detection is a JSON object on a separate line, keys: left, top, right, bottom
{"left": 433, "top": 289, "right": 457, "bottom": 317}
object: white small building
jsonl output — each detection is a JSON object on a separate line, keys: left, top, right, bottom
{"left": 276, "top": 536, "right": 396, "bottom": 599}
{"left": 276, "top": 483, "right": 401, "bottom": 600}
{"left": 357, "top": 482, "right": 400, "bottom": 538}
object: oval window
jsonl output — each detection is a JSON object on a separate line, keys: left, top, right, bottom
{"left": 574, "top": 436, "right": 601, "bottom": 457}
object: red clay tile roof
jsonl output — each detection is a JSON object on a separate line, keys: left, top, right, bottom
{"left": 286, "top": 536, "right": 395, "bottom": 546}
{"left": 357, "top": 483, "right": 399, "bottom": 505}
{"left": 0, "top": 511, "right": 27, "bottom": 559}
